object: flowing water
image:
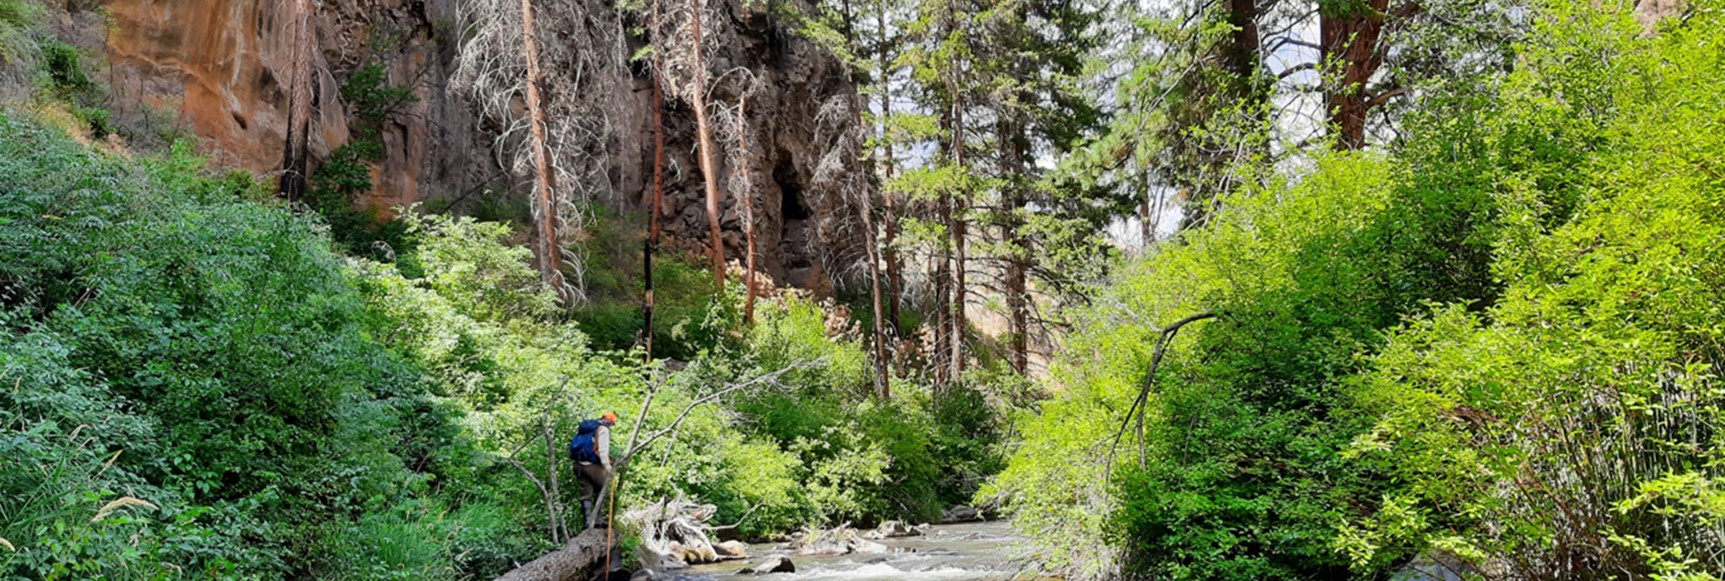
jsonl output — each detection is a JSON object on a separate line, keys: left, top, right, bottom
{"left": 662, "top": 521, "right": 1054, "bottom": 581}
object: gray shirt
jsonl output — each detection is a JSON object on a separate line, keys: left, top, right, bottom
{"left": 595, "top": 425, "right": 611, "bottom": 469}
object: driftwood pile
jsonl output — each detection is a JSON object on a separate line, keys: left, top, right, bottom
{"left": 624, "top": 501, "right": 749, "bottom": 570}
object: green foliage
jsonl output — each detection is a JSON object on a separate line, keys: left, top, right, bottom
{"left": 39, "top": 41, "right": 86, "bottom": 94}
{"left": 1340, "top": 3, "right": 1725, "bottom": 578}
{"left": 2, "top": 23, "right": 1018, "bottom": 578}
{"left": 0, "top": 0, "right": 42, "bottom": 70}
{"left": 35, "top": 40, "right": 111, "bottom": 137}
{"left": 0, "top": 112, "right": 464, "bottom": 578}
{"left": 647, "top": 258, "right": 745, "bottom": 360}
{"left": 995, "top": 2, "right": 1725, "bottom": 580}
{"left": 306, "top": 63, "right": 419, "bottom": 263}
{"left": 340, "top": 63, "right": 417, "bottom": 146}
{"left": 721, "top": 297, "right": 1012, "bottom": 525}
{"left": 991, "top": 101, "right": 1512, "bottom": 578}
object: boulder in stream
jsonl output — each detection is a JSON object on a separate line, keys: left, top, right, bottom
{"left": 864, "top": 520, "right": 925, "bottom": 539}
{"left": 792, "top": 527, "right": 852, "bottom": 556}
{"left": 792, "top": 524, "right": 910, "bottom": 556}
{"left": 847, "top": 538, "right": 890, "bottom": 554}
{"left": 940, "top": 505, "right": 983, "bottom": 523}
{"left": 715, "top": 540, "right": 750, "bottom": 559}
{"left": 738, "top": 556, "right": 796, "bottom": 574}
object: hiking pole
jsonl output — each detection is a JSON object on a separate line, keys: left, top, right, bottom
{"left": 604, "top": 473, "right": 617, "bottom": 578}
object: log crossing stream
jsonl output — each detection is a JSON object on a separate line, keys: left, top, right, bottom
{"left": 662, "top": 521, "right": 1051, "bottom": 581}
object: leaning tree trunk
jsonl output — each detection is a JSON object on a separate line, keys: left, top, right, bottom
{"left": 276, "top": 0, "right": 314, "bottom": 202}
{"left": 519, "top": 0, "right": 568, "bottom": 294}
{"left": 862, "top": 188, "right": 890, "bottom": 397}
{"left": 689, "top": 0, "right": 726, "bottom": 290}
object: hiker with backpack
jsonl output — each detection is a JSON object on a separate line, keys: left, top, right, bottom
{"left": 569, "top": 411, "right": 618, "bottom": 525}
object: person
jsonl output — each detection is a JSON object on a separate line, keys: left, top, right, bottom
{"left": 569, "top": 411, "right": 617, "bottom": 525}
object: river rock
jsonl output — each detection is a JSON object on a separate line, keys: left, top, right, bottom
{"left": 739, "top": 556, "right": 796, "bottom": 574}
{"left": 1392, "top": 550, "right": 1477, "bottom": 580}
{"left": 796, "top": 538, "right": 849, "bottom": 556}
{"left": 667, "top": 540, "right": 720, "bottom": 564}
{"left": 865, "top": 520, "right": 924, "bottom": 539}
{"left": 716, "top": 540, "right": 750, "bottom": 559}
{"left": 940, "top": 505, "right": 983, "bottom": 523}
{"left": 847, "top": 538, "right": 890, "bottom": 554}
{"left": 793, "top": 527, "right": 851, "bottom": 556}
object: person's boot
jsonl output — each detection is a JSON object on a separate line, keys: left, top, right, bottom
{"left": 581, "top": 500, "right": 593, "bottom": 521}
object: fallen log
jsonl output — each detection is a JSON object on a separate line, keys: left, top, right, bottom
{"left": 494, "top": 528, "right": 611, "bottom": 581}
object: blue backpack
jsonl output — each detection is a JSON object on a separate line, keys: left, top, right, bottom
{"left": 568, "top": 419, "right": 604, "bottom": 464}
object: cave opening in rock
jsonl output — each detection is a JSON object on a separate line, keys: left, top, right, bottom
{"left": 778, "top": 165, "right": 811, "bottom": 223}
{"left": 775, "top": 157, "right": 814, "bottom": 276}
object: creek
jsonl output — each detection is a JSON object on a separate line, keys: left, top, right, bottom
{"left": 658, "top": 521, "right": 1051, "bottom": 581}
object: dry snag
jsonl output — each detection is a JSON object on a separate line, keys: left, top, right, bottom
{"left": 1105, "top": 311, "right": 1218, "bottom": 475}
{"left": 517, "top": 0, "right": 569, "bottom": 296}
{"left": 453, "top": 0, "right": 630, "bottom": 303}
{"left": 276, "top": 0, "right": 315, "bottom": 202}
{"left": 733, "top": 92, "right": 759, "bottom": 323}
{"left": 689, "top": 0, "right": 726, "bottom": 290}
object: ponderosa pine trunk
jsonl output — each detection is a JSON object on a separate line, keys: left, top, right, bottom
{"left": 876, "top": 6, "right": 902, "bottom": 338}
{"left": 932, "top": 188, "right": 951, "bottom": 387}
{"left": 1001, "top": 116, "right": 1029, "bottom": 374}
{"left": 948, "top": 94, "right": 967, "bottom": 382}
{"left": 520, "top": 0, "right": 568, "bottom": 295}
{"left": 850, "top": 107, "right": 890, "bottom": 398}
{"left": 690, "top": 0, "right": 726, "bottom": 290}
{"left": 1224, "top": 0, "right": 1260, "bottom": 79}
{"left": 276, "top": 0, "right": 314, "bottom": 202}
{"left": 1320, "top": 0, "right": 1390, "bottom": 150}
{"left": 643, "top": 0, "right": 667, "bottom": 362}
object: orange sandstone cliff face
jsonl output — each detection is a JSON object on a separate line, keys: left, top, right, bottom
{"left": 100, "top": 0, "right": 486, "bottom": 212}
{"left": 91, "top": 0, "right": 867, "bottom": 291}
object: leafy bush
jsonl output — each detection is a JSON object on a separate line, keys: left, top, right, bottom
{"left": 988, "top": 99, "right": 1516, "bottom": 578}
{"left": 0, "top": 112, "right": 464, "bottom": 577}
{"left": 991, "top": 3, "right": 1725, "bottom": 581}
{"left": 1339, "top": 4, "right": 1725, "bottom": 578}
{"left": 0, "top": 101, "right": 1014, "bottom": 581}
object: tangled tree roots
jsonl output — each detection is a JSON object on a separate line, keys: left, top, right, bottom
{"left": 625, "top": 500, "right": 747, "bottom": 569}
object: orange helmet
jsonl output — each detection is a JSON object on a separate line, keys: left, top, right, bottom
{"left": 601, "top": 411, "right": 618, "bottom": 425}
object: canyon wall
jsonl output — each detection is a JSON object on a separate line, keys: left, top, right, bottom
{"left": 86, "top": 0, "right": 867, "bottom": 292}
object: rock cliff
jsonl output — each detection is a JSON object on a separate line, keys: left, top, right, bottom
{"left": 89, "top": 0, "right": 867, "bottom": 292}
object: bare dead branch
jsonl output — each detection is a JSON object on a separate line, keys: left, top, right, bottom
{"left": 1104, "top": 312, "right": 1219, "bottom": 477}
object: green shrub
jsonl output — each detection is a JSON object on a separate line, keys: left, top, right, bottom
{"left": 1339, "top": 4, "right": 1725, "bottom": 577}
{"left": 0, "top": 0, "right": 43, "bottom": 72}
{"left": 0, "top": 112, "right": 465, "bottom": 577}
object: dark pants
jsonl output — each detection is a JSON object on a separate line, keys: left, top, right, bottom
{"left": 576, "top": 462, "right": 609, "bottom": 521}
